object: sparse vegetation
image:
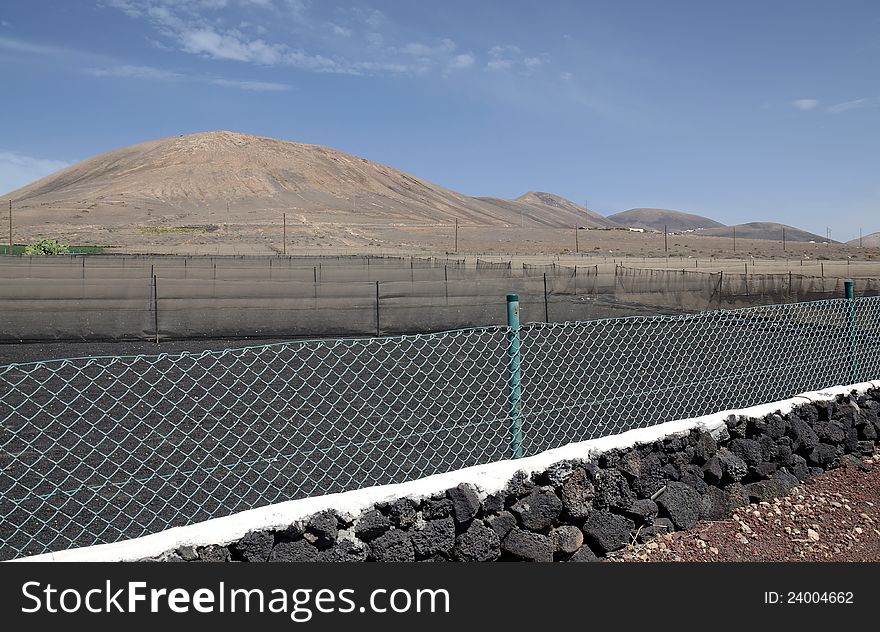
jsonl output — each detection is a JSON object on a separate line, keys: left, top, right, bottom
{"left": 23, "top": 239, "right": 70, "bottom": 256}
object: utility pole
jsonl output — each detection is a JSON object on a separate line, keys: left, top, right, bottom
{"left": 575, "top": 224, "right": 579, "bottom": 254}
{"left": 782, "top": 226, "right": 786, "bottom": 252}
{"left": 859, "top": 228, "right": 863, "bottom": 248}
{"left": 454, "top": 218, "right": 458, "bottom": 253}
{"left": 7, "top": 200, "right": 11, "bottom": 254}
{"left": 733, "top": 225, "right": 736, "bottom": 254}
{"left": 283, "top": 212, "right": 287, "bottom": 256}
{"left": 664, "top": 224, "right": 668, "bottom": 253}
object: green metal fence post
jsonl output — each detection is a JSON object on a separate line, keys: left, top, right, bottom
{"left": 845, "top": 279, "right": 858, "bottom": 383}
{"left": 506, "top": 293, "right": 524, "bottom": 458}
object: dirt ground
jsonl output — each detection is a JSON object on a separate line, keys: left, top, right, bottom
{"left": 613, "top": 451, "right": 880, "bottom": 562}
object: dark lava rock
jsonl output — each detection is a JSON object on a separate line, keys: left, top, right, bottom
{"left": 539, "top": 461, "right": 577, "bottom": 487}
{"left": 501, "top": 471, "right": 537, "bottom": 502}
{"left": 232, "top": 531, "right": 273, "bottom": 563}
{"left": 452, "top": 521, "right": 501, "bottom": 562}
{"left": 354, "top": 509, "right": 391, "bottom": 541}
{"left": 621, "top": 498, "right": 659, "bottom": 524}
{"left": 481, "top": 493, "right": 504, "bottom": 515}
{"left": 446, "top": 483, "right": 481, "bottom": 523}
{"left": 678, "top": 464, "right": 708, "bottom": 494}
{"left": 723, "top": 483, "right": 750, "bottom": 510}
{"left": 485, "top": 511, "right": 517, "bottom": 539}
{"left": 655, "top": 481, "right": 701, "bottom": 530}
{"left": 752, "top": 462, "right": 778, "bottom": 479}
{"left": 306, "top": 511, "right": 338, "bottom": 548}
{"left": 633, "top": 452, "right": 667, "bottom": 498}
{"left": 582, "top": 510, "right": 635, "bottom": 554}
{"left": 370, "top": 530, "right": 415, "bottom": 562}
{"left": 728, "top": 438, "right": 763, "bottom": 467}
{"left": 787, "top": 418, "right": 819, "bottom": 452}
{"left": 501, "top": 528, "right": 554, "bottom": 562}
{"left": 702, "top": 456, "right": 723, "bottom": 485}
{"left": 388, "top": 498, "right": 419, "bottom": 528}
{"left": 411, "top": 518, "right": 455, "bottom": 559}
{"left": 560, "top": 466, "right": 595, "bottom": 520}
{"left": 725, "top": 414, "right": 748, "bottom": 439}
{"left": 422, "top": 496, "right": 453, "bottom": 520}
{"left": 743, "top": 478, "right": 793, "bottom": 503}
{"left": 594, "top": 468, "right": 636, "bottom": 510}
{"left": 693, "top": 432, "right": 718, "bottom": 463}
{"left": 549, "top": 525, "right": 584, "bottom": 554}
{"left": 510, "top": 488, "right": 563, "bottom": 532}
{"left": 857, "top": 440, "right": 876, "bottom": 455}
{"left": 176, "top": 546, "right": 198, "bottom": 562}
{"left": 270, "top": 539, "right": 319, "bottom": 562}
{"left": 318, "top": 539, "right": 368, "bottom": 562}
{"left": 699, "top": 487, "right": 730, "bottom": 521}
{"left": 807, "top": 443, "right": 838, "bottom": 467}
{"left": 814, "top": 420, "right": 846, "bottom": 444}
{"left": 841, "top": 454, "right": 871, "bottom": 472}
{"left": 197, "top": 545, "right": 230, "bottom": 562}
{"left": 566, "top": 546, "right": 599, "bottom": 562}
{"left": 716, "top": 448, "right": 748, "bottom": 483}
{"left": 766, "top": 414, "right": 787, "bottom": 440}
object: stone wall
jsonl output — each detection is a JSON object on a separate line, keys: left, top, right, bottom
{"left": 151, "top": 387, "right": 880, "bottom": 562}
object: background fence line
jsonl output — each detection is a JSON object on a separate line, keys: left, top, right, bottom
{"left": 0, "top": 295, "right": 879, "bottom": 560}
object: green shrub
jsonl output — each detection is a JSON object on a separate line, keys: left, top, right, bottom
{"left": 24, "top": 239, "right": 70, "bottom": 256}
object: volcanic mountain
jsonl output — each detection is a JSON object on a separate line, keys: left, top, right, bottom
{"left": 847, "top": 232, "right": 880, "bottom": 248}
{"left": 4, "top": 131, "right": 596, "bottom": 229}
{"left": 607, "top": 207, "right": 725, "bottom": 232}
{"left": 699, "top": 222, "right": 832, "bottom": 243}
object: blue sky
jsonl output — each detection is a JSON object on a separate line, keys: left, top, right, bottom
{"left": 0, "top": 0, "right": 878, "bottom": 240}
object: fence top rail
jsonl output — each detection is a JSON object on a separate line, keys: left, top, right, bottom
{"left": 1, "top": 296, "right": 872, "bottom": 375}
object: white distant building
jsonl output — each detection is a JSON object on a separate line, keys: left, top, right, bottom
{"left": 627, "top": 227, "right": 645, "bottom": 233}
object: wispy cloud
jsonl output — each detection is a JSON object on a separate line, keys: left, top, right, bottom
{"left": 85, "top": 64, "right": 183, "bottom": 80}
{"left": 210, "top": 77, "right": 291, "bottom": 91}
{"left": 827, "top": 96, "right": 880, "bottom": 113}
{"left": 791, "top": 98, "right": 818, "bottom": 111}
{"left": 0, "top": 150, "right": 69, "bottom": 196}
{"left": 444, "top": 53, "right": 474, "bottom": 76}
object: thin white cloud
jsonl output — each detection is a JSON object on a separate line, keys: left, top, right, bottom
{"left": 401, "top": 39, "right": 456, "bottom": 58}
{"left": 85, "top": 65, "right": 183, "bottom": 80}
{"left": 791, "top": 99, "right": 818, "bottom": 111}
{"left": 485, "top": 45, "right": 546, "bottom": 74}
{"left": 0, "top": 151, "right": 69, "bottom": 196}
{"left": 210, "top": 77, "right": 291, "bottom": 91}
{"left": 827, "top": 96, "right": 880, "bottom": 113}
{"left": 445, "top": 53, "right": 474, "bottom": 74}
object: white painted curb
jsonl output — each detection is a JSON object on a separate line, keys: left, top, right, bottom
{"left": 16, "top": 380, "right": 880, "bottom": 562}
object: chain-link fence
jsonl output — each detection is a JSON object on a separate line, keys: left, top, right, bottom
{"left": 1, "top": 296, "right": 879, "bottom": 560}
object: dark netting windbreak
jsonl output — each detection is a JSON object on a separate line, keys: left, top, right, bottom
{"left": 0, "top": 254, "right": 877, "bottom": 341}
{"left": 2, "top": 296, "right": 879, "bottom": 560}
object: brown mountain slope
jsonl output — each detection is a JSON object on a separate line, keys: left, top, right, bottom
{"left": 607, "top": 207, "right": 724, "bottom": 232}
{"left": 474, "top": 194, "right": 615, "bottom": 229}
{"left": 4, "top": 131, "right": 582, "bottom": 229}
{"left": 847, "top": 231, "right": 880, "bottom": 248}
{"left": 515, "top": 191, "right": 620, "bottom": 228}
{"left": 700, "top": 222, "right": 832, "bottom": 243}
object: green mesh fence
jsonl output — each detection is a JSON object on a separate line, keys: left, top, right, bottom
{"left": 1, "top": 297, "right": 879, "bottom": 560}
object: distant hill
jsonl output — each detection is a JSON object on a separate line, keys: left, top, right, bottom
{"left": 514, "top": 192, "right": 620, "bottom": 228}
{"left": 847, "top": 231, "right": 880, "bottom": 248}
{"left": 475, "top": 192, "right": 618, "bottom": 229}
{"left": 607, "top": 207, "right": 725, "bottom": 232}
{"left": 3, "top": 131, "right": 589, "bottom": 229}
{"left": 700, "top": 222, "right": 832, "bottom": 243}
